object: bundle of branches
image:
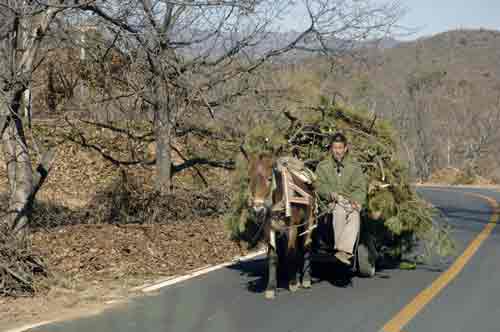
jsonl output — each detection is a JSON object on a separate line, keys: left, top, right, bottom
{"left": 226, "top": 99, "right": 455, "bottom": 262}
{"left": 0, "top": 233, "right": 48, "bottom": 297}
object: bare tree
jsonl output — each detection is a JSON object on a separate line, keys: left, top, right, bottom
{"left": 0, "top": 3, "right": 100, "bottom": 298}
{"left": 0, "top": 1, "right": 79, "bottom": 234}
{"left": 74, "top": 0, "right": 402, "bottom": 193}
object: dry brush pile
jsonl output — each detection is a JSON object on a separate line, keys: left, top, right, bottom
{"left": 0, "top": 232, "right": 48, "bottom": 297}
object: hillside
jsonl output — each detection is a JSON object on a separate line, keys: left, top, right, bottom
{"left": 305, "top": 29, "right": 500, "bottom": 183}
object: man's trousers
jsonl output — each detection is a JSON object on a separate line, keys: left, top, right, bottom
{"left": 332, "top": 200, "right": 360, "bottom": 254}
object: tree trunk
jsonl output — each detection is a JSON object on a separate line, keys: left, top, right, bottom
{"left": 155, "top": 109, "right": 173, "bottom": 194}
{"left": 1, "top": 90, "right": 33, "bottom": 234}
{"left": 0, "top": 2, "right": 60, "bottom": 236}
{"left": 154, "top": 80, "right": 174, "bottom": 194}
{"left": 1, "top": 89, "right": 55, "bottom": 235}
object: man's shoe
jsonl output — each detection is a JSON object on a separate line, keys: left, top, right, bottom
{"left": 335, "top": 251, "right": 353, "bottom": 265}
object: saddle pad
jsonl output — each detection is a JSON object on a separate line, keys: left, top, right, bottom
{"left": 275, "top": 157, "right": 317, "bottom": 184}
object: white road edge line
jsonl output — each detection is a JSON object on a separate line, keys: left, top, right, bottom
{"left": 140, "top": 249, "right": 266, "bottom": 292}
{"left": 5, "top": 320, "right": 56, "bottom": 332}
{"left": 5, "top": 249, "right": 266, "bottom": 332}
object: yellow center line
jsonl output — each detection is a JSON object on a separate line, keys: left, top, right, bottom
{"left": 380, "top": 190, "right": 498, "bottom": 332}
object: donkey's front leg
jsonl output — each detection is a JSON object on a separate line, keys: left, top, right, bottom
{"left": 301, "top": 208, "right": 315, "bottom": 289}
{"left": 265, "top": 231, "right": 278, "bottom": 299}
{"left": 287, "top": 227, "right": 300, "bottom": 293}
{"left": 301, "top": 244, "right": 312, "bottom": 289}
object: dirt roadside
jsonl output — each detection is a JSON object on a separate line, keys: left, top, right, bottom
{"left": 1, "top": 218, "right": 251, "bottom": 331}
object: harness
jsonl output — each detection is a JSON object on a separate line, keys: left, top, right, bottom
{"left": 269, "top": 158, "right": 317, "bottom": 235}
{"left": 250, "top": 157, "right": 319, "bottom": 247}
{"left": 273, "top": 158, "right": 313, "bottom": 215}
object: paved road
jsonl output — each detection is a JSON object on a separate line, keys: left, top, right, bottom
{"left": 24, "top": 187, "right": 500, "bottom": 332}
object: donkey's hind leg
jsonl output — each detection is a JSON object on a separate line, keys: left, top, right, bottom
{"left": 296, "top": 224, "right": 312, "bottom": 289}
{"left": 301, "top": 203, "right": 315, "bottom": 289}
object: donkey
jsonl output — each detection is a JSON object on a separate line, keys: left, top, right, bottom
{"left": 243, "top": 150, "right": 316, "bottom": 299}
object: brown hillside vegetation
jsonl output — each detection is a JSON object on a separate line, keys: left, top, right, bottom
{"left": 359, "top": 29, "right": 500, "bottom": 183}
{"left": 278, "top": 29, "right": 500, "bottom": 183}
{"left": 426, "top": 167, "right": 496, "bottom": 186}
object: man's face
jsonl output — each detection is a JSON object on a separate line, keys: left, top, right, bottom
{"left": 330, "top": 142, "right": 347, "bottom": 162}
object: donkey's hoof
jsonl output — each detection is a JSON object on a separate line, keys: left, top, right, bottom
{"left": 289, "top": 283, "right": 299, "bottom": 293}
{"left": 302, "top": 279, "right": 312, "bottom": 289}
{"left": 265, "top": 290, "right": 276, "bottom": 299}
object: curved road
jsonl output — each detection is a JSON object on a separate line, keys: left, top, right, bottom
{"left": 23, "top": 187, "right": 500, "bottom": 332}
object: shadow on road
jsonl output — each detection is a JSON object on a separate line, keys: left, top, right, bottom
{"left": 227, "top": 255, "right": 362, "bottom": 296}
{"left": 437, "top": 206, "right": 493, "bottom": 224}
{"left": 226, "top": 194, "right": 495, "bottom": 297}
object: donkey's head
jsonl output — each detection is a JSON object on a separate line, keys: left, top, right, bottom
{"left": 240, "top": 140, "right": 275, "bottom": 219}
{"left": 247, "top": 153, "right": 274, "bottom": 218}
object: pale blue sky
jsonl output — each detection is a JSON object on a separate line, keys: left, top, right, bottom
{"left": 397, "top": 0, "right": 500, "bottom": 39}
{"left": 280, "top": 0, "right": 500, "bottom": 40}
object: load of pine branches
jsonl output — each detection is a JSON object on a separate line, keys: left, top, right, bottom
{"left": 226, "top": 98, "right": 455, "bottom": 264}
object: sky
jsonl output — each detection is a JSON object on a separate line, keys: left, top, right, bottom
{"left": 280, "top": 0, "right": 500, "bottom": 41}
{"left": 396, "top": 0, "right": 500, "bottom": 39}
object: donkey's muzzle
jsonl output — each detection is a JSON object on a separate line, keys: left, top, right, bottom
{"left": 252, "top": 205, "right": 267, "bottom": 217}
{"left": 250, "top": 198, "right": 270, "bottom": 220}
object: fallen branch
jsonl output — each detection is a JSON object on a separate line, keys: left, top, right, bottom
{"left": 0, "top": 263, "right": 31, "bottom": 287}
{"left": 173, "top": 158, "right": 235, "bottom": 173}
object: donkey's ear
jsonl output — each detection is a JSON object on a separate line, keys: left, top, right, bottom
{"left": 274, "top": 145, "right": 285, "bottom": 156}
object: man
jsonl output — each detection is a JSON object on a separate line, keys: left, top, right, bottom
{"left": 314, "top": 133, "right": 367, "bottom": 265}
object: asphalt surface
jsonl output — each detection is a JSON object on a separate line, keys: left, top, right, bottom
{"left": 22, "top": 187, "right": 500, "bottom": 332}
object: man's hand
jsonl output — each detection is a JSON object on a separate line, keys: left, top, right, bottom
{"left": 329, "top": 192, "right": 339, "bottom": 202}
{"left": 351, "top": 201, "right": 361, "bottom": 211}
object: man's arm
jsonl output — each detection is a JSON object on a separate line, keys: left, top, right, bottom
{"left": 314, "top": 161, "right": 332, "bottom": 201}
{"left": 350, "top": 163, "right": 367, "bottom": 208}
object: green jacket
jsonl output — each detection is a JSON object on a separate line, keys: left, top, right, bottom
{"left": 314, "top": 154, "right": 367, "bottom": 206}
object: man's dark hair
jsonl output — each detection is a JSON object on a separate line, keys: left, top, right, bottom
{"left": 330, "top": 132, "right": 348, "bottom": 145}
